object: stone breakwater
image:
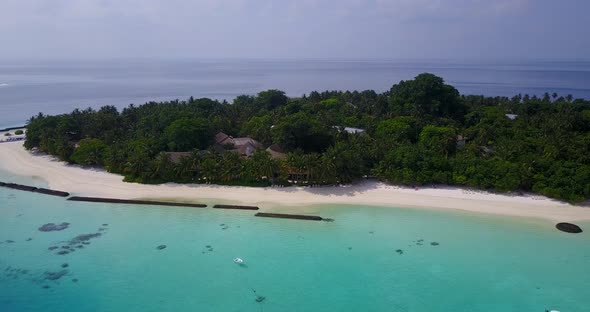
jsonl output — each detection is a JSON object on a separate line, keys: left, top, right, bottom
{"left": 0, "top": 181, "right": 69, "bottom": 197}
{"left": 255, "top": 212, "right": 324, "bottom": 221}
{"left": 68, "top": 196, "right": 207, "bottom": 208}
{"left": 213, "top": 204, "right": 259, "bottom": 210}
{"left": 3, "top": 180, "right": 584, "bottom": 232}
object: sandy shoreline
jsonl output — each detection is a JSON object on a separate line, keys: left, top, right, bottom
{"left": 0, "top": 141, "right": 589, "bottom": 222}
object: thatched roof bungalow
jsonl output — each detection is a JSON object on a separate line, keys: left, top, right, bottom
{"left": 266, "top": 144, "right": 287, "bottom": 160}
{"left": 163, "top": 152, "right": 192, "bottom": 165}
{"left": 214, "top": 132, "right": 263, "bottom": 157}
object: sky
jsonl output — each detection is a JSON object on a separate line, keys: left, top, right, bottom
{"left": 1, "top": 0, "right": 588, "bottom": 60}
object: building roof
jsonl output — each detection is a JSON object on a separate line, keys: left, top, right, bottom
{"left": 237, "top": 142, "right": 258, "bottom": 157}
{"left": 212, "top": 132, "right": 263, "bottom": 157}
{"left": 233, "top": 137, "right": 263, "bottom": 149}
{"left": 343, "top": 127, "right": 365, "bottom": 134}
{"left": 333, "top": 126, "right": 365, "bottom": 134}
{"left": 163, "top": 152, "right": 192, "bottom": 164}
{"left": 267, "top": 144, "right": 285, "bottom": 153}
{"left": 215, "top": 132, "right": 232, "bottom": 145}
{"left": 266, "top": 144, "right": 287, "bottom": 160}
{"left": 505, "top": 114, "right": 518, "bottom": 120}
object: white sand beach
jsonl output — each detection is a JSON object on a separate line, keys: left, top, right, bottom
{"left": 0, "top": 128, "right": 26, "bottom": 143}
{"left": 0, "top": 141, "right": 589, "bottom": 222}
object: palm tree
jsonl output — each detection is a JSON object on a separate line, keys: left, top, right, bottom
{"left": 220, "top": 152, "right": 241, "bottom": 182}
{"left": 152, "top": 153, "right": 172, "bottom": 180}
{"left": 303, "top": 153, "right": 321, "bottom": 184}
{"left": 174, "top": 156, "right": 193, "bottom": 181}
{"left": 287, "top": 153, "right": 305, "bottom": 183}
{"left": 257, "top": 152, "right": 279, "bottom": 184}
{"left": 200, "top": 156, "right": 219, "bottom": 184}
{"left": 318, "top": 154, "right": 336, "bottom": 184}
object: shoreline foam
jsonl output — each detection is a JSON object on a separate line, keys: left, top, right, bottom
{"left": 0, "top": 141, "right": 589, "bottom": 222}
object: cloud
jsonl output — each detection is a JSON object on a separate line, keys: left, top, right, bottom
{"left": 0, "top": 0, "right": 586, "bottom": 60}
{"left": 374, "top": 0, "right": 529, "bottom": 19}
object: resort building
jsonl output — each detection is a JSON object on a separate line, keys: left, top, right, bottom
{"left": 456, "top": 135, "right": 468, "bottom": 148}
{"left": 266, "top": 144, "right": 287, "bottom": 160}
{"left": 214, "top": 132, "right": 264, "bottom": 157}
{"left": 164, "top": 152, "right": 193, "bottom": 165}
{"left": 333, "top": 126, "right": 365, "bottom": 134}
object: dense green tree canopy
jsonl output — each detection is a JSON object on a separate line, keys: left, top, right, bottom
{"left": 70, "top": 138, "right": 108, "bottom": 166}
{"left": 271, "top": 112, "right": 334, "bottom": 153}
{"left": 23, "top": 73, "right": 590, "bottom": 203}
{"left": 389, "top": 73, "right": 464, "bottom": 120}
{"left": 164, "top": 118, "right": 211, "bottom": 152}
{"left": 256, "top": 89, "right": 288, "bottom": 111}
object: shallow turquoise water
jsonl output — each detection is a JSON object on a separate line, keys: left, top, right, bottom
{"left": 1, "top": 185, "right": 589, "bottom": 312}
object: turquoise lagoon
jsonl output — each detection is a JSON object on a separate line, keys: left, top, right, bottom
{"left": 1, "top": 177, "right": 589, "bottom": 311}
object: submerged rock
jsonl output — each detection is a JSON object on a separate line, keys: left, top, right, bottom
{"left": 48, "top": 246, "right": 59, "bottom": 251}
{"left": 70, "top": 233, "right": 101, "bottom": 244}
{"left": 42, "top": 285, "right": 50, "bottom": 289}
{"left": 556, "top": 223, "right": 583, "bottom": 233}
{"left": 157, "top": 245, "right": 167, "bottom": 250}
{"left": 255, "top": 296, "right": 266, "bottom": 303}
{"left": 396, "top": 249, "right": 404, "bottom": 255}
{"left": 38, "top": 223, "right": 70, "bottom": 232}
{"left": 61, "top": 263, "right": 69, "bottom": 268}
{"left": 44, "top": 270, "right": 68, "bottom": 281}
{"left": 56, "top": 250, "right": 70, "bottom": 255}
{"left": 5, "top": 240, "right": 14, "bottom": 243}
{"left": 430, "top": 242, "right": 440, "bottom": 246}
{"left": 102, "top": 224, "right": 108, "bottom": 226}
{"left": 72, "top": 278, "right": 78, "bottom": 283}
{"left": 25, "top": 238, "right": 32, "bottom": 242}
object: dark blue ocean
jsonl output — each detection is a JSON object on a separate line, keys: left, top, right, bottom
{"left": 1, "top": 59, "right": 589, "bottom": 128}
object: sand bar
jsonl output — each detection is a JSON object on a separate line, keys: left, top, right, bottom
{"left": 0, "top": 141, "right": 589, "bottom": 222}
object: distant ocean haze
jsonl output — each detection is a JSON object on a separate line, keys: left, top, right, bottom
{"left": 1, "top": 59, "right": 589, "bottom": 128}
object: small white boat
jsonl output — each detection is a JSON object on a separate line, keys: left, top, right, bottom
{"left": 233, "top": 258, "right": 244, "bottom": 264}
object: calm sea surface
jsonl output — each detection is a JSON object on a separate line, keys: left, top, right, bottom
{"left": 0, "top": 173, "right": 589, "bottom": 311}
{"left": 1, "top": 60, "right": 590, "bottom": 311}
{"left": 1, "top": 59, "right": 590, "bottom": 128}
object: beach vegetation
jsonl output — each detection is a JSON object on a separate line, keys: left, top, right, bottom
{"left": 23, "top": 74, "right": 590, "bottom": 203}
{"left": 70, "top": 138, "right": 108, "bottom": 166}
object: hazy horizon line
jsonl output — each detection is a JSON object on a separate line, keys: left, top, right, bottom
{"left": 1, "top": 56, "right": 589, "bottom": 64}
